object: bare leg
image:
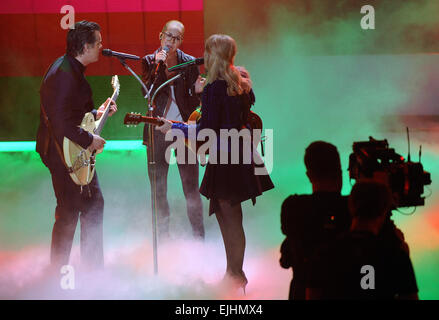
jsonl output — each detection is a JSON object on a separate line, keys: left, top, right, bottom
{"left": 215, "top": 199, "right": 247, "bottom": 288}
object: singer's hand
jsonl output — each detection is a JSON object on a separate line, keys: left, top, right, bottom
{"left": 195, "top": 75, "right": 207, "bottom": 94}
{"left": 155, "top": 50, "right": 168, "bottom": 64}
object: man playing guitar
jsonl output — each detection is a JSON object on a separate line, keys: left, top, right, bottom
{"left": 36, "top": 20, "right": 117, "bottom": 270}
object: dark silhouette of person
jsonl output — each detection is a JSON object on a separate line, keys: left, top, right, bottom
{"left": 280, "top": 141, "right": 351, "bottom": 300}
{"left": 306, "top": 180, "right": 418, "bottom": 300}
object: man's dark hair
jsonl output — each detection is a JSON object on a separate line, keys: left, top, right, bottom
{"left": 349, "top": 180, "right": 393, "bottom": 220}
{"left": 304, "top": 141, "right": 341, "bottom": 179}
{"left": 66, "top": 20, "right": 101, "bottom": 57}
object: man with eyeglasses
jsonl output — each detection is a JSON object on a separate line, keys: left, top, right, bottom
{"left": 141, "top": 20, "right": 205, "bottom": 241}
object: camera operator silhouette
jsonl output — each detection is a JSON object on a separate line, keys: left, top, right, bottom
{"left": 305, "top": 180, "right": 418, "bottom": 300}
{"left": 280, "top": 141, "right": 410, "bottom": 300}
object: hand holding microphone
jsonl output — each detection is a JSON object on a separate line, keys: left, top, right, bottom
{"left": 153, "top": 46, "right": 170, "bottom": 77}
{"left": 155, "top": 46, "right": 169, "bottom": 64}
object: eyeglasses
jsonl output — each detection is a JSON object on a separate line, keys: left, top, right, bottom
{"left": 162, "top": 31, "right": 183, "bottom": 42}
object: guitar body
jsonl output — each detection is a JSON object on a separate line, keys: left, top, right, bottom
{"left": 63, "top": 112, "right": 97, "bottom": 186}
{"left": 186, "top": 107, "right": 202, "bottom": 154}
{"left": 247, "top": 110, "right": 263, "bottom": 132}
{"left": 63, "top": 75, "right": 120, "bottom": 186}
{"left": 188, "top": 107, "right": 201, "bottom": 123}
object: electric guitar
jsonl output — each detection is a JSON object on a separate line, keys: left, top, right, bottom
{"left": 123, "top": 108, "right": 263, "bottom": 154}
{"left": 63, "top": 75, "right": 120, "bottom": 186}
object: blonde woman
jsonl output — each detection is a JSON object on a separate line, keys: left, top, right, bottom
{"left": 158, "top": 34, "right": 274, "bottom": 292}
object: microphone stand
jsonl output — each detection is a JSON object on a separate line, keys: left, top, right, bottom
{"left": 116, "top": 58, "right": 147, "bottom": 93}
{"left": 150, "top": 73, "right": 183, "bottom": 106}
{"left": 144, "top": 70, "right": 188, "bottom": 274}
{"left": 115, "top": 57, "right": 160, "bottom": 275}
{"left": 115, "top": 55, "right": 190, "bottom": 276}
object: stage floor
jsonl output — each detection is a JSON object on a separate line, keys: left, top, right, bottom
{"left": 0, "top": 146, "right": 290, "bottom": 299}
{"left": 0, "top": 141, "right": 438, "bottom": 299}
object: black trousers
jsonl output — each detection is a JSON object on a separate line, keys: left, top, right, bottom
{"left": 46, "top": 154, "right": 104, "bottom": 269}
{"left": 146, "top": 131, "right": 204, "bottom": 240}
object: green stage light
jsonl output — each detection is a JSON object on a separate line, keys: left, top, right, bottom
{"left": 0, "top": 140, "right": 145, "bottom": 152}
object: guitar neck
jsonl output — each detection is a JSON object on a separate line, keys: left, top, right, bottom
{"left": 136, "top": 116, "right": 183, "bottom": 126}
{"left": 95, "top": 89, "right": 118, "bottom": 135}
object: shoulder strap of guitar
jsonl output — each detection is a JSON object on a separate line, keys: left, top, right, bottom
{"left": 40, "top": 104, "right": 73, "bottom": 173}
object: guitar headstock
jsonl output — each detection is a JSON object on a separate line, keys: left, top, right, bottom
{"left": 124, "top": 112, "right": 142, "bottom": 126}
{"left": 111, "top": 75, "right": 120, "bottom": 95}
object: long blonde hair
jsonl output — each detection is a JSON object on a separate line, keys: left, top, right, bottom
{"left": 204, "top": 34, "right": 251, "bottom": 96}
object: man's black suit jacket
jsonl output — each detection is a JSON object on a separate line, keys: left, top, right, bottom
{"left": 36, "top": 54, "right": 96, "bottom": 167}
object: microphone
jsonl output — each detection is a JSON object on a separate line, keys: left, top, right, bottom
{"left": 153, "top": 46, "right": 170, "bottom": 76}
{"left": 168, "top": 58, "right": 204, "bottom": 72}
{"left": 159, "top": 46, "right": 170, "bottom": 57}
{"left": 149, "top": 46, "right": 170, "bottom": 94}
{"left": 102, "top": 49, "right": 140, "bottom": 60}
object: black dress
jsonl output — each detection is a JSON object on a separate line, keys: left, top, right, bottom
{"left": 174, "top": 79, "right": 274, "bottom": 214}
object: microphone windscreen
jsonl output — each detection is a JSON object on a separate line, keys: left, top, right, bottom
{"left": 102, "top": 49, "right": 112, "bottom": 56}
